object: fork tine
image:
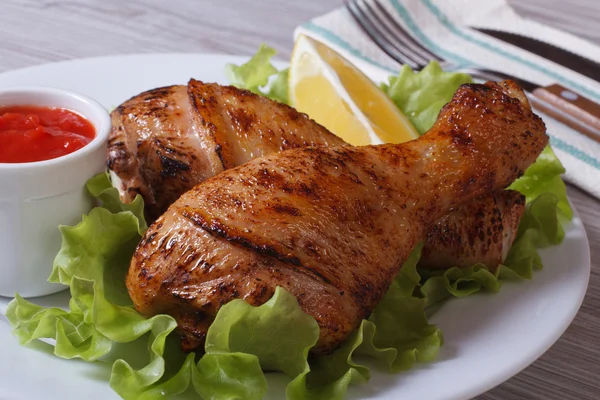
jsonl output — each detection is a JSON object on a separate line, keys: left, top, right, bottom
{"left": 359, "top": 0, "right": 432, "bottom": 67}
{"left": 346, "top": 0, "right": 421, "bottom": 69}
{"left": 370, "top": 0, "right": 443, "bottom": 63}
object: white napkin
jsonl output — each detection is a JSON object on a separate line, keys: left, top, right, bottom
{"left": 294, "top": 0, "right": 600, "bottom": 199}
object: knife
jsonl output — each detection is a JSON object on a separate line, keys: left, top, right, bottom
{"left": 528, "top": 84, "right": 600, "bottom": 144}
{"left": 474, "top": 28, "right": 600, "bottom": 83}
{"left": 461, "top": 68, "right": 600, "bottom": 143}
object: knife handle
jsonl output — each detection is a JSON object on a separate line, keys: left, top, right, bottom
{"left": 530, "top": 84, "right": 600, "bottom": 143}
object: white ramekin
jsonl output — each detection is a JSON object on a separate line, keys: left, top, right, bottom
{"left": 0, "top": 87, "right": 111, "bottom": 298}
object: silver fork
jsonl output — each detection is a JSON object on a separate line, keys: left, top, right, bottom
{"left": 346, "top": 0, "right": 520, "bottom": 83}
{"left": 346, "top": 0, "right": 600, "bottom": 142}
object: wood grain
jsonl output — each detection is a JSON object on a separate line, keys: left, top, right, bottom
{"left": 0, "top": 1, "right": 598, "bottom": 399}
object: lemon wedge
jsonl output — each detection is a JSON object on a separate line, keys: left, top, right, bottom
{"left": 289, "top": 35, "right": 419, "bottom": 145}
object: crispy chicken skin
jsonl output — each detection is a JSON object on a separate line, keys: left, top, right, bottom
{"left": 127, "top": 81, "right": 548, "bottom": 354}
{"left": 107, "top": 79, "right": 345, "bottom": 220}
{"left": 420, "top": 190, "right": 526, "bottom": 271}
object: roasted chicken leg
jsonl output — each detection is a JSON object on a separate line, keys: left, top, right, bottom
{"left": 127, "top": 81, "right": 547, "bottom": 354}
{"left": 108, "top": 80, "right": 526, "bottom": 270}
{"left": 108, "top": 79, "right": 345, "bottom": 221}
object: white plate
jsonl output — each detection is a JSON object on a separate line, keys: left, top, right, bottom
{"left": 0, "top": 54, "right": 591, "bottom": 400}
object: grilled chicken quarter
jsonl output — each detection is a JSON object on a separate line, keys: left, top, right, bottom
{"left": 126, "top": 81, "right": 547, "bottom": 355}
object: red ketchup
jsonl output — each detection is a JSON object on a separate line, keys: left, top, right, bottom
{"left": 0, "top": 105, "right": 96, "bottom": 163}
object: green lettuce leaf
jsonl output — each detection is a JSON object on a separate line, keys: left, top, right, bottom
{"left": 381, "top": 61, "right": 473, "bottom": 134}
{"left": 191, "top": 245, "right": 440, "bottom": 400}
{"left": 509, "top": 145, "right": 573, "bottom": 221}
{"left": 7, "top": 174, "right": 441, "bottom": 400}
{"left": 225, "top": 43, "right": 289, "bottom": 103}
{"left": 192, "top": 352, "right": 266, "bottom": 400}
{"left": 86, "top": 171, "right": 148, "bottom": 232}
{"left": 266, "top": 67, "right": 290, "bottom": 104}
{"left": 199, "top": 286, "right": 318, "bottom": 400}
{"left": 5, "top": 205, "right": 192, "bottom": 400}
{"left": 205, "top": 286, "right": 319, "bottom": 377}
{"left": 287, "top": 244, "right": 442, "bottom": 400}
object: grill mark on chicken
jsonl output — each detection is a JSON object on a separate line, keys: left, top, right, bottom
{"left": 268, "top": 203, "right": 302, "bottom": 216}
{"left": 152, "top": 138, "right": 185, "bottom": 156}
{"left": 127, "top": 81, "right": 548, "bottom": 354}
{"left": 179, "top": 208, "right": 337, "bottom": 287}
{"left": 158, "top": 153, "right": 190, "bottom": 178}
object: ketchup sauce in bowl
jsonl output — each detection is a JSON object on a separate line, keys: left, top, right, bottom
{"left": 0, "top": 87, "right": 111, "bottom": 298}
{"left": 0, "top": 106, "right": 96, "bottom": 163}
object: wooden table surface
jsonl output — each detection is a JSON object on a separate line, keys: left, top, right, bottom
{"left": 1, "top": 1, "right": 598, "bottom": 399}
